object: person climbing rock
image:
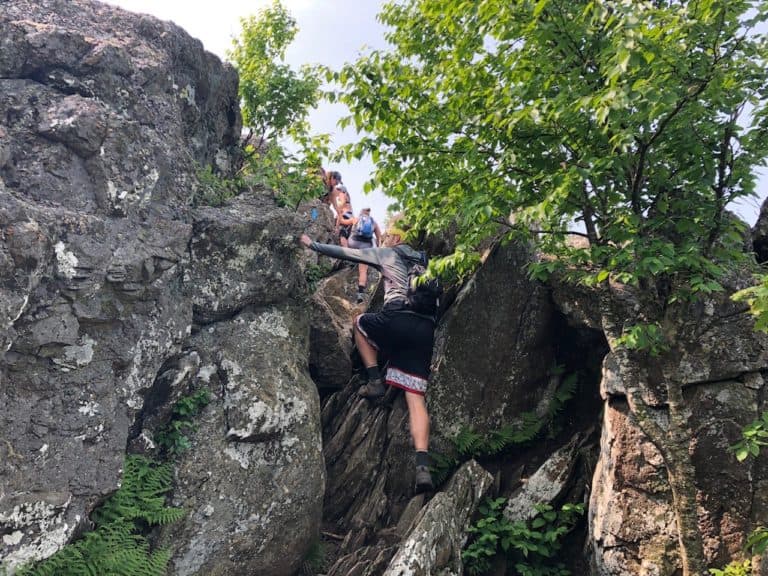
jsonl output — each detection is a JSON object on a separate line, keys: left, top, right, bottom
{"left": 347, "top": 207, "right": 382, "bottom": 303}
{"left": 300, "top": 226, "right": 440, "bottom": 493}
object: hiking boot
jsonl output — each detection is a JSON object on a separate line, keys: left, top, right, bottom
{"left": 415, "top": 465, "right": 434, "bottom": 493}
{"left": 358, "top": 378, "right": 386, "bottom": 399}
{"left": 356, "top": 292, "right": 365, "bottom": 304}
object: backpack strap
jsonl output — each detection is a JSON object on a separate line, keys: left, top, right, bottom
{"left": 392, "top": 245, "right": 426, "bottom": 266}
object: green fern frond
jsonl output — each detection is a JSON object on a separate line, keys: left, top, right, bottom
{"left": 430, "top": 451, "right": 459, "bottom": 486}
{"left": 19, "top": 456, "right": 183, "bottom": 576}
{"left": 454, "top": 427, "right": 483, "bottom": 456}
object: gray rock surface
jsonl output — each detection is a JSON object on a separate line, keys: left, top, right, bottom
{"left": 383, "top": 460, "right": 493, "bottom": 576}
{"left": 504, "top": 433, "right": 582, "bottom": 523}
{"left": 0, "top": 1, "right": 323, "bottom": 574}
{"left": 429, "top": 241, "right": 560, "bottom": 446}
{"left": 156, "top": 306, "right": 324, "bottom": 576}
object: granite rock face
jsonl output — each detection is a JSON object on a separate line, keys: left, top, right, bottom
{"left": 0, "top": 2, "right": 324, "bottom": 574}
{"left": 154, "top": 306, "right": 324, "bottom": 576}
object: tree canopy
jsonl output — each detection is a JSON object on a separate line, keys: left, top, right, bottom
{"left": 335, "top": 3, "right": 768, "bottom": 572}
{"left": 227, "top": 0, "right": 328, "bottom": 208}
{"left": 337, "top": 0, "right": 768, "bottom": 313}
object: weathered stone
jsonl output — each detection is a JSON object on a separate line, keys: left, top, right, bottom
{"left": 590, "top": 378, "right": 765, "bottom": 573}
{"left": 185, "top": 195, "right": 306, "bottom": 324}
{"left": 310, "top": 267, "right": 364, "bottom": 390}
{"left": 504, "top": 433, "right": 582, "bottom": 523}
{"left": 383, "top": 460, "right": 493, "bottom": 576}
{"left": 157, "top": 306, "right": 324, "bottom": 576}
{"left": 429, "top": 240, "right": 560, "bottom": 444}
{"left": 0, "top": 0, "right": 240, "bottom": 569}
{"left": 753, "top": 197, "right": 768, "bottom": 263}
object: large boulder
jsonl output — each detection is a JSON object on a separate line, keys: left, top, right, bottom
{"left": 156, "top": 306, "right": 324, "bottom": 576}
{"left": 0, "top": 1, "right": 332, "bottom": 572}
{"left": 185, "top": 195, "right": 306, "bottom": 324}
{"left": 589, "top": 304, "right": 768, "bottom": 573}
{"left": 429, "top": 241, "right": 561, "bottom": 445}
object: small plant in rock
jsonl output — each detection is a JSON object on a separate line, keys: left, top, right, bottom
{"left": 709, "top": 559, "right": 752, "bottom": 576}
{"left": 155, "top": 388, "right": 211, "bottom": 457}
{"left": 431, "top": 370, "right": 578, "bottom": 485}
{"left": 17, "top": 455, "right": 184, "bottom": 576}
{"left": 299, "top": 539, "right": 327, "bottom": 575}
{"left": 192, "top": 165, "right": 244, "bottom": 207}
{"left": 731, "top": 411, "right": 768, "bottom": 462}
{"left": 463, "top": 498, "right": 584, "bottom": 576}
{"left": 304, "top": 262, "right": 333, "bottom": 292}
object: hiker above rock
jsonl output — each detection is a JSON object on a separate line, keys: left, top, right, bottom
{"left": 347, "top": 207, "right": 382, "bottom": 303}
{"left": 300, "top": 227, "right": 441, "bottom": 493}
{"left": 334, "top": 184, "right": 354, "bottom": 248}
{"left": 324, "top": 170, "right": 343, "bottom": 209}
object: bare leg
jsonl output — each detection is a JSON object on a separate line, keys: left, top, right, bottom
{"left": 354, "top": 317, "right": 377, "bottom": 368}
{"left": 404, "top": 392, "right": 430, "bottom": 451}
{"left": 358, "top": 263, "right": 368, "bottom": 287}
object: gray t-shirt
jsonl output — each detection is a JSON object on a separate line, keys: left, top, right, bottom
{"left": 308, "top": 241, "right": 422, "bottom": 308}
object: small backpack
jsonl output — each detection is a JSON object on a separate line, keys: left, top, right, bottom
{"left": 355, "top": 214, "right": 374, "bottom": 239}
{"left": 394, "top": 246, "right": 442, "bottom": 317}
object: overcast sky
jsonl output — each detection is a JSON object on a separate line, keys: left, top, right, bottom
{"left": 102, "top": 0, "right": 766, "bottom": 226}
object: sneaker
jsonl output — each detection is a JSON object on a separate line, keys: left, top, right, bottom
{"left": 358, "top": 378, "right": 385, "bottom": 399}
{"left": 415, "top": 465, "right": 434, "bottom": 493}
{"left": 356, "top": 292, "right": 365, "bottom": 304}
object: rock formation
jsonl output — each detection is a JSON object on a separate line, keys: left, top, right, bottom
{"left": 3, "top": 1, "right": 768, "bottom": 576}
{"left": 0, "top": 2, "right": 324, "bottom": 574}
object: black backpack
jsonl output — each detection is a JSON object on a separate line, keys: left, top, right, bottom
{"left": 394, "top": 246, "right": 442, "bottom": 317}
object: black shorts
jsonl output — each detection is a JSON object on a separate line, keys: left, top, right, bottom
{"left": 356, "top": 310, "right": 435, "bottom": 395}
{"left": 348, "top": 235, "right": 373, "bottom": 249}
{"left": 339, "top": 225, "right": 352, "bottom": 239}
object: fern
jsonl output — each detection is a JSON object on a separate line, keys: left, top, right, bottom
{"left": 463, "top": 500, "right": 584, "bottom": 576}
{"left": 18, "top": 456, "right": 184, "bottom": 576}
{"left": 94, "top": 456, "right": 183, "bottom": 527}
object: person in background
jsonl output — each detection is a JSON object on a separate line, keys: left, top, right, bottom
{"left": 300, "top": 226, "right": 437, "bottom": 492}
{"left": 334, "top": 183, "right": 354, "bottom": 248}
{"left": 348, "top": 207, "right": 382, "bottom": 303}
{"left": 326, "top": 170, "right": 343, "bottom": 210}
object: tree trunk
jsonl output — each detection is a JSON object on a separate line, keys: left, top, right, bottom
{"left": 664, "top": 379, "right": 707, "bottom": 576}
{"left": 600, "top": 293, "right": 707, "bottom": 575}
{"left": 621, "top": 357, "right": 706, "bottom": 576}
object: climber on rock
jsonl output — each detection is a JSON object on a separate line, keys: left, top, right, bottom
{"left": 299, "top": 225, "right": 441, "bottom": 493}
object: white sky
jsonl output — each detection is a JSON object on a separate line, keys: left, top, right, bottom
{"left": 102, "top": 0, "right": 766, "bottom": 226}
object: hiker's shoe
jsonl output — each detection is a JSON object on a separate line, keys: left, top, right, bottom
{"left": 415, "top": 465, "right": 434, "bottom": 493}
{"left": 358, "top": 378, "right": 386, "bottom": 399}
{"left": 356, "top": 292, "right": 365, "bottom": 304}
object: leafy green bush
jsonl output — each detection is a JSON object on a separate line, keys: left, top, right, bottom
{"left": 155, "top": 388, "right": 211, "bottom": 457}
{"left": 18, "top": 455, "right": 184, "bottom": 576}
{"left": 228, "top": 0, "right": 329, "bottom": 211}
{"left": 463, "top": 498, "right": 584, "bottom": 576}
